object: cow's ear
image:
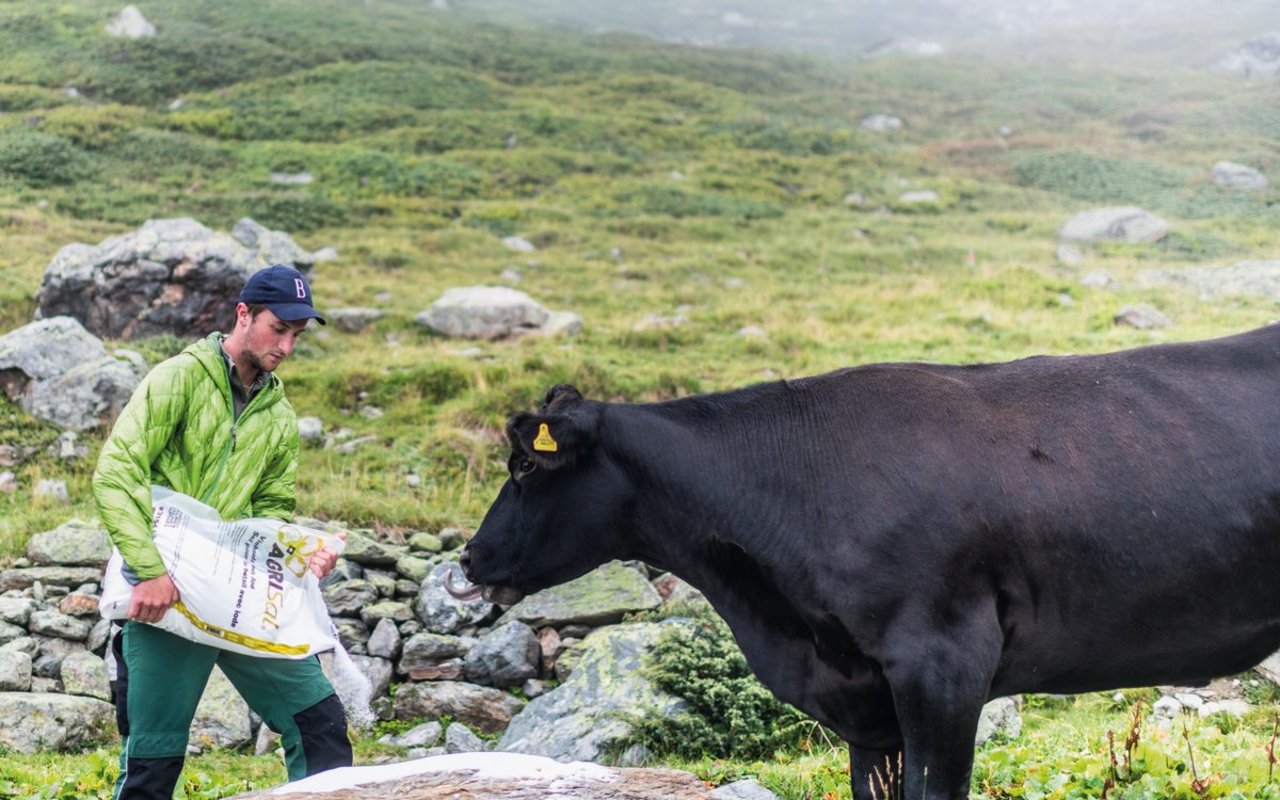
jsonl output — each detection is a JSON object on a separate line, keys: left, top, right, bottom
{"left": 507, "top": 412, "right": 588, "bottom": 470}
{"left": 541, "top": 384, "right": 584, "bottom": 413}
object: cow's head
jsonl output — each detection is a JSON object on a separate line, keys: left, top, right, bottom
{"left": 449, "top": 384, "right": 636, "bottom": 605}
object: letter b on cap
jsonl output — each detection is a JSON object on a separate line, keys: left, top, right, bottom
{"left": 294, "top": 278, "right": 306, "bottom": 299}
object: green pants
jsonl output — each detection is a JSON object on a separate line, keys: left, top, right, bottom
{"left": 112, "top": 621, "right": 351, "bottom": 799}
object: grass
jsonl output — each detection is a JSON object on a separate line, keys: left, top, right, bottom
{"left": 1, "top": 0, "right": 1280, "bottom": 796}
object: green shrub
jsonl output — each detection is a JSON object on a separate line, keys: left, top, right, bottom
{"left": 1009, "top": 149, "right": 1192, "bottom": 208}
{"left": 0, "top": 129, "right": 93, "bottom": 186}
{"left": 620, "top": 613, "right": 823, "bottom": 761}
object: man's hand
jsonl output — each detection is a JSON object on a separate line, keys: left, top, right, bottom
{"left": 308, "top": 531, "right": 346, "bottom": 578}
{"left": 128, "top": 574, "right": 179, "bottom": 623}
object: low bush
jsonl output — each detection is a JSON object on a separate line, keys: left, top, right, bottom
{"left": 620, "top": 612, "right": 825, "bottom": 761}
{"left": 0, "top": 129, "right": 93, "bottom": 186}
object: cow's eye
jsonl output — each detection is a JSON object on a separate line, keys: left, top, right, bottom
{"left": 514, "top": 458, "right": 537, "bottom": 479}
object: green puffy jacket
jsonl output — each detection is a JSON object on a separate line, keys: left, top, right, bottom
{"left": 93, "top": 333, "right": 300, "bottom": 580}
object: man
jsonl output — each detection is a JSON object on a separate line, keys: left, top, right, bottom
{"left": 93, "top": 264, "right": 352, "bottom": 799}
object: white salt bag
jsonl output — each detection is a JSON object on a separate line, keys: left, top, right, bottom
{"left": 101, "top": 486, "right": 344, "bottom": 659}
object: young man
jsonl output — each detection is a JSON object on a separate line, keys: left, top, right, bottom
{"left": 93, "top": 264, "right": 352, "bottom": 799}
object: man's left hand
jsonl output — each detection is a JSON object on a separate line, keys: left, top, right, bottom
{"left": 308, "top": 531, "right": 346, "bottom": 578}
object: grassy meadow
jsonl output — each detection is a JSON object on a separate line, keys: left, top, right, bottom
{"left": 2, "top": 1, "right": 1280, "bottom": 796}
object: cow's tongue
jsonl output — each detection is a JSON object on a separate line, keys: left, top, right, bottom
{"left": 443, "top": 565, "right": 525, "bottom": 606}
{"left": 442, "top": 564, "right": 485, "bottom": 601}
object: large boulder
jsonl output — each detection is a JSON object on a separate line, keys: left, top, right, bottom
{"left": 36, "top": 217, "right": 322, "bottom": 340}
{"left": 392, "top": 680, "right": 524, "bottom": 733}
{"left": 1211, "top": 161, "right": 1268, "bottom": 191}
{"left": 416, "top": 286, "right": 580, "bottom": 340}
{"left": 26, "top": 519, "right": 112, "bottom": 566}
{"left": 105, "top": 5, "right": 156, "bottom": 38}
{"left": 498, "top": 561, "right": 663, "bottom": 629}
{"left": 0, "top": 317, "right": 146, "bottom": 430}
{"left": 1058, "top": 207, "right": 1169, "bottom": 244}
{"left": 0, "top": 692, "right": 115, "bottom": 752}
{"left": 1137, "top": 260, "right": 1280, "bottom": 302}
{"left": 1215, "top": 32, "right": 1280, "bottom": 79}
{"left": 498, "top": 621, "right": 689, "bottom": 763}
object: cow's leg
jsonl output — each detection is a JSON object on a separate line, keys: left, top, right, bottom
{"left": 884, "top": 626, "right": 1001, "bottom": 799}
{"left": 850, "top": 743, "right": 905, "bottom": 800}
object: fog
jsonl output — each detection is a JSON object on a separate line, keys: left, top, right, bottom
{"left": 452, "top": 0, "right": 1276, "bottom": 67}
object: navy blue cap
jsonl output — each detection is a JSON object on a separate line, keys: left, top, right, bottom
{"left": 239, "top": 264, "right": 326, "bottom": 325}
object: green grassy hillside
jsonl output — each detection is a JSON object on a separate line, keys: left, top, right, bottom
{"left": 1, "top": 2, "right": 1279, "bottom": 796}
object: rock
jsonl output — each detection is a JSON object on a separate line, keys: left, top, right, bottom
{"left": 539, "top": 310, "right": 584, "bottom": 337}
{"left": 392, "top": 680, "right": 524, "bottom": 733}
{"left": 0, "top": 692, "right": 115, "bottom": 752}
{"left": 1215, "top": 32, "right": 1280, "bottom": 79}
{"left": 349, "top": 654, "right": 394, "bottom": 699}
{"left": 1080, "top": 270, "right": 1115, "bottom": 288}
{"left": 298, "top": 416, "right": 324, "bottom": 441}
{"left": 0, "top": 471, "right": 15, "bottom": 492}
{"left": 26, "top": 520, "right": 111, "bottom": 566}
{"left": 0, "top": 650, "right": 33, "bottom": 691}
{"left": 712, "top": 778, "right": 782, "bottom": 800}
{"left": 0, "top": 317, "right": 145, "bottom": 431}
{"left": 59, "top": 650, "right": 110, "bottom": 701}
{"left": 270, "top": 172, "right": 313, "bottom": 186}
{"left": 33, "top": 635, "right": 87, "bottom": 678}
{"left": 975, "top": 697, "right": 1022, "bottom": 745}
{"left": 0, "top": 634, "right": 37, "bottom": 654}
{"left": 1059, "top": 207, "right": 1169, "bottom": 244}
{"left": 1114, "top": 304, "right": 1173, "bottom": 330}
{"left": 898, "top": 190, "right": 940, "bottom": 204}
{"left": 462, "top": 622, "right": 540, "bottom": 688}
{"left": 254, "top": 722, "right": 282, "bottom": 756}
{"left": 190, "top": 666, "right": 253, "bottom": 749}
{"left": 1056, "top": 244, "right": 1086, "bottom": 266}
{"left": 1137, "top": 259, "right": 1280, "bottom": 302}
{"left": 444, "top": 722, "right": 487, "bottom": 753}
{"left": 341, "top": 531, "right": 403, "bottom": 567}
{"left": 25, "top": 354, "right": 147, "bottom": 431}
{"left": 28, "top": 609, "right": 92, "bottom": 641}
{"left": 395, "top": 555, "right": 434, "bottom": 584}
{"left": 37, "top": 217, "right": 322, "bottom": 340}
{"left": 360, "top": 601, "right": 414, "bottom": 626}
{"left": 59, "top": 592, "right": 100, "bottom": 617}
{"left": 105, "top": 5, "right": 156, "bottom": 38}
{"left": 367, "top": 618, "right": 403, "bottom": 660}
{"left": 501, "top": 236, "right": 536, "bottom": 253}
{"left": 33, "top": 480, "right": 70, "bottom": 502}
{"left": 1212, "top": 161, "right": 1268, "bottom": 191}
{"left": 399, "top": 632, "right": 473, "bottom": 676}
{"left": 0, "top": 597, "right": 37, "bottom": 626}
{"left": 498, "top": 621, "right": 688, "bottom": 762}
{"left": 408, "top": 532, "right": 443, "bottom": 554}
{"left": 230, "top": 753, "right": 720, "bottom": 799}
{"left": 860, "top": 114, "right": 903, "bottom": 132}
{"left": 328, "top": 307, "right": 385, "bottom": 333}
{"left": 378, "top": 720, "right": 443, "bottom": 748}
{"left": 498, "top": 561, "right": 662, "bottom": 628}
{"left": 1199, "top": 699, "right": 1251, "bottom": 718}
{"left": 323, "top": 579, "right": 380, "bottom": 617}
{"left": 416, "top": 564, "right": 496, "bottom": 634}
{"left": 1257, "top": 650, "right": 1280, "bottom": 684}
{"left": 417, "top": 287, "right": 550, "bottom": 340}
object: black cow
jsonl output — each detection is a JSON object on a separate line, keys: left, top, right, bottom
{"left": 451, "top": 324, "right": 1280, "bottom": 800}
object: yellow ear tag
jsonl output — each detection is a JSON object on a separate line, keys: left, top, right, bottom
{"left": 532, "top": 422, "right": 559, "bottom": 453}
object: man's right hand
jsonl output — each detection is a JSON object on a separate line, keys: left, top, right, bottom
{"left": 128, "top": 574, "right": 179, "bottom": 623}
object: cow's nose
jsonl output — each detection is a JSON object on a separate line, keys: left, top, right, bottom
{"left": 458, "top": 546, "right": 472, "bottom": 577}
